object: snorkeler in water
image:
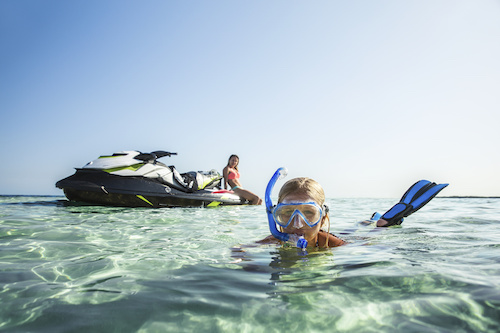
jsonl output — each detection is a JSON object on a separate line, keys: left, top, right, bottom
{"left": 261, "top": 168, "right": 448, "bottom": 249}
{"left": 259, "top": 176, "right": 345, "bottom": 248}
{"left": 223, "top": 154, "right": 262, "bottom": 205}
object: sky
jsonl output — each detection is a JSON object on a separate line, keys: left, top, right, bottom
{"left": 1, "top": 0, "right": 499, "bottom": 198}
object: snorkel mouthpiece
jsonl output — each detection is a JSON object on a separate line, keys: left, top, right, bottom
{"left": 265, "top": 168, "right": 308, "bottom": 250}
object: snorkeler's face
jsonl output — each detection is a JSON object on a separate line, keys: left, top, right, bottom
{"left": 279, "top": 193, "right": 325, "bottom": 245}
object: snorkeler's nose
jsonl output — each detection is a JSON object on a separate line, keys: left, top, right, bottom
{"left": 291, "top": 215, "right": 306, "bottom": 228}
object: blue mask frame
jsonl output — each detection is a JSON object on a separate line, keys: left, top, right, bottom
{"left": 272, "top": 202, "right": 325, "bottom": 228}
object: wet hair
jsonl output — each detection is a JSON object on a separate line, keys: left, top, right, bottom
{"left": 227, "top": 154, "right": 239, "bottom": 171}
{"left": 278, "top": 177, "right": 325, "bottom": 206}
{"left": 278, "top": 177, "right": 331, "bottom": 246}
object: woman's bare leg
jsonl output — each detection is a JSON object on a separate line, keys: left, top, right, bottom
{"left": 234, "top": 188, "right": 262, "bottom": 205}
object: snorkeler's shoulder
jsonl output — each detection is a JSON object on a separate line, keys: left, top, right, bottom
{"left": 256, "top": 235, "right": 281, "bottom": 245}
{"left": 317, "top": 230, "right": 346, "bottom": 248}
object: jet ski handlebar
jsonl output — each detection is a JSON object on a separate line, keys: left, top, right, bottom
{"left": 151, "top": 151, "right": 177, "bottom": 158}
{"left": 134, "top": 151, "right": 177, "bottom": 162}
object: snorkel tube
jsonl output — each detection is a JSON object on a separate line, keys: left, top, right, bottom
{"left": 265, "top": 168, "right": 308, "bottom": 250}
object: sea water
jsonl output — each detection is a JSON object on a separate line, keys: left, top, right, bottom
{"left": 1, "top": 195, "right": 499, "bottom": 332}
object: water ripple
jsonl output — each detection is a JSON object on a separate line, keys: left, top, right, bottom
{"left": 1, "top": 196, "right": 500, "bottom": 331}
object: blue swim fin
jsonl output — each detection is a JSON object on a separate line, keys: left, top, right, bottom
{"left": 380, "top": 180, "right": 449, "bottom": 227}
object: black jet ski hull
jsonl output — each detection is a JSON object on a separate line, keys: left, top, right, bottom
{"left": 56, "top": 170, "right": 245, "bottom": 208}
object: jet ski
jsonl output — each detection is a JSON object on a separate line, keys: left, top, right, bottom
{"left": 56, "top": 150, "right": 247, "bottom": 208}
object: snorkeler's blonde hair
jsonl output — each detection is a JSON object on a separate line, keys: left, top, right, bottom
{"left": 278, "top": 177, "right": 325, "bottom": 205}
{"left": 278, "top": 177, "right": 331, "bottom": 246}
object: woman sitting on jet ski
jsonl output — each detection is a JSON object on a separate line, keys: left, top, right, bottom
{"left": 223, "top": 154, "right": 262, "bottom": 205}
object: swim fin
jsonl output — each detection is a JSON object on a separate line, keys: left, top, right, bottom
{"left": 380, "top": 180, "right": 449, "bottom": 227}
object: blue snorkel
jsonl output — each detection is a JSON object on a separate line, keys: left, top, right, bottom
{"left": 265, "top": 168, "right": 308, "bottom": 250}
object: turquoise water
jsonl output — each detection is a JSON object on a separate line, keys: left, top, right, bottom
{"left": 1, "top": 195, "right": 499, "bottom": 332}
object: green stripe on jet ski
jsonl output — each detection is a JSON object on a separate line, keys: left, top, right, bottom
{"left": 207, "top": 201, "right": 221, "bottom": 207}
{"left": 136, "top": 195, "right": 154, "bottom": 206}
{"left": 104, "top": 163, "right": 144, "bottom": 173}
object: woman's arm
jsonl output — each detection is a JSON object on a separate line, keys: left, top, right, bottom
{"left": 222, "top": 166, "right": 229, "bottom": 189}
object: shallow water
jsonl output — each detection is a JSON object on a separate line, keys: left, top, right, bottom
{"left": 1, "top": 195, "right": 499, "bottom": 332}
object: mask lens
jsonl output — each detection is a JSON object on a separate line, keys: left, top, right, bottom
{"left": 274, "top": 206, "right": 295, "bottom": 225}
{"left": 273, "top": 203, "right": 323, "bottom": 227}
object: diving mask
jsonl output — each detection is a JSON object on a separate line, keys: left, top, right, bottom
{"left": 272, "top": 202, "right": 328, "bottom": 228}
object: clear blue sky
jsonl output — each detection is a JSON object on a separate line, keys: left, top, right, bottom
{"left": 1, "top": 0, "right": 499, "bottom": 197}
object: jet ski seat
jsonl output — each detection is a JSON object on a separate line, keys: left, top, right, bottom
{"left": 183, "top": 170, "right": 222, "bottom": 191}
{"left": 156, "top": 165, "right": 222, "bottom": 193}
{"left": 167, "top": 166, "right": 196, "bottom": 192}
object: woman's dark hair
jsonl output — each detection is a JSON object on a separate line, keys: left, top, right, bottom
{"left": 227, "top": 154, "right": 239, "bottom": 171}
